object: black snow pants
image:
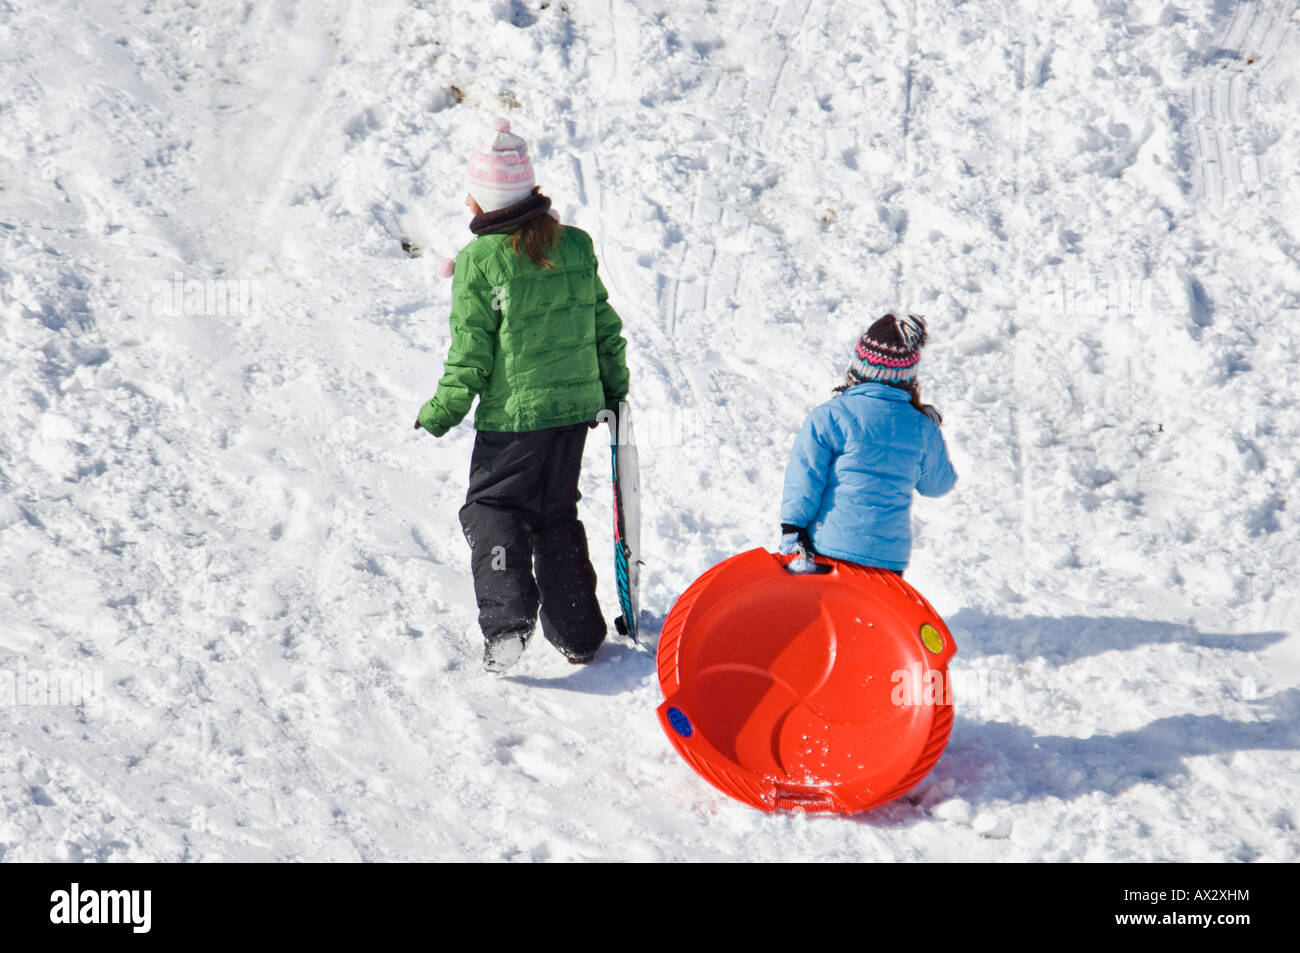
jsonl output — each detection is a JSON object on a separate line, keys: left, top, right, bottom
{"left": 458, "top": 423, "right": 606, "bottom": 658}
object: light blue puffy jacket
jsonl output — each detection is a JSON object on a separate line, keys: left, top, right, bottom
{"left": 780, "top": 382, "right": 957, "bottom": 571}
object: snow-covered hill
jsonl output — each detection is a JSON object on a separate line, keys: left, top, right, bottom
{"left": 1, "top": 0, "right": 1298, "bottom": 861}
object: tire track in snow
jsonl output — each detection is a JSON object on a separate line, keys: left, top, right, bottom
{"left": 241, "top": 0, "right": 357, "bottom": 266}
{"left": 1188, "top": 1, "right": 1298, "bottom": 209}
{"left": 756, "top": 0, "right": 816, "bottom": 147}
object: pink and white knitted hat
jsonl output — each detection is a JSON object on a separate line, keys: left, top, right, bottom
{"left": 464, "top": 117, "right": 536, "bottom": 212}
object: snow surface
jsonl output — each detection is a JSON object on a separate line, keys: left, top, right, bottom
{"left": 2, "top": 0, "right": 1299, "bottom": 862}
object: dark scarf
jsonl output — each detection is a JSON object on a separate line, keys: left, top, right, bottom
{"left": 469, "top": 191, "right": 552, "bottom": 235}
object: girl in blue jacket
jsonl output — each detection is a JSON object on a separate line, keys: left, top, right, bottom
{"left": 780, "top": 314, "right": 956, "bottom": 574}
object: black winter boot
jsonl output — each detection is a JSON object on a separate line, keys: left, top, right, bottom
{"left": 483, "top": 627, "right": 533, "bottom": 674}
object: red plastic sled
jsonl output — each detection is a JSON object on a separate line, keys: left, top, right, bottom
{"left": 656, "top": 548, "right": 956, "bottom": 814}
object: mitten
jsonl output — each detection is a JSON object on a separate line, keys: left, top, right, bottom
{"left": 779, "top": 523, "right": 819, "bottom": 574}
{"left": 414, "top": 399, "right": 449, "bottom": 437}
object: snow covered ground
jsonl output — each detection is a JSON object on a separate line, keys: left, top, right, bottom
{"left": 2, "top": 0, "right": 1299, "bottom": 862}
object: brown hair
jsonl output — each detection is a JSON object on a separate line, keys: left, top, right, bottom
{"left": 511, "top": 187, "right": 561, "bottom": 268}
{"left": 904, "top": 380, "right": 943, "bottom": 425}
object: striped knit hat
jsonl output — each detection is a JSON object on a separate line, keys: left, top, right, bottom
{"left": 839, "top": 313, "right": 928, "bottom": 391}
{"left": 465, "top": 117, "right": 536, "bottom": 212}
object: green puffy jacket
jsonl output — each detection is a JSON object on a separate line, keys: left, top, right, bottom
{"left": 416, "top": 225, "right": 630, "bottom": 436}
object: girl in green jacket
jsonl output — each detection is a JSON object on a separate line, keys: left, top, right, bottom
{"left": 415, "top": 118, "right": 630, "bottom": 673}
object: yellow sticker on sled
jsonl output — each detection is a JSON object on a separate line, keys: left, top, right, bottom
{"left": 920, "top": 623, "right": 944, "bottom": 654}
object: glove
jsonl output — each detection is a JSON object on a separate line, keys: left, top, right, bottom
{"left": 414, "top": 399, "right": 449, "bottom": 437}
{"left": 779, "top": 523, "right": 819, "bottom": 574}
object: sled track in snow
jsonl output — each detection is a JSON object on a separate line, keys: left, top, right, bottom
{"left": 1188, "top": 1, "right": 1298, "bottom": 209}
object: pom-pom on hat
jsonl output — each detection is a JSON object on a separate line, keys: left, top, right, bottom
{"left": 841, "top": 313, "right": 928, "bottom": 390}
{"left": 465, "top": 117, "right": 536, "bottom": 212}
